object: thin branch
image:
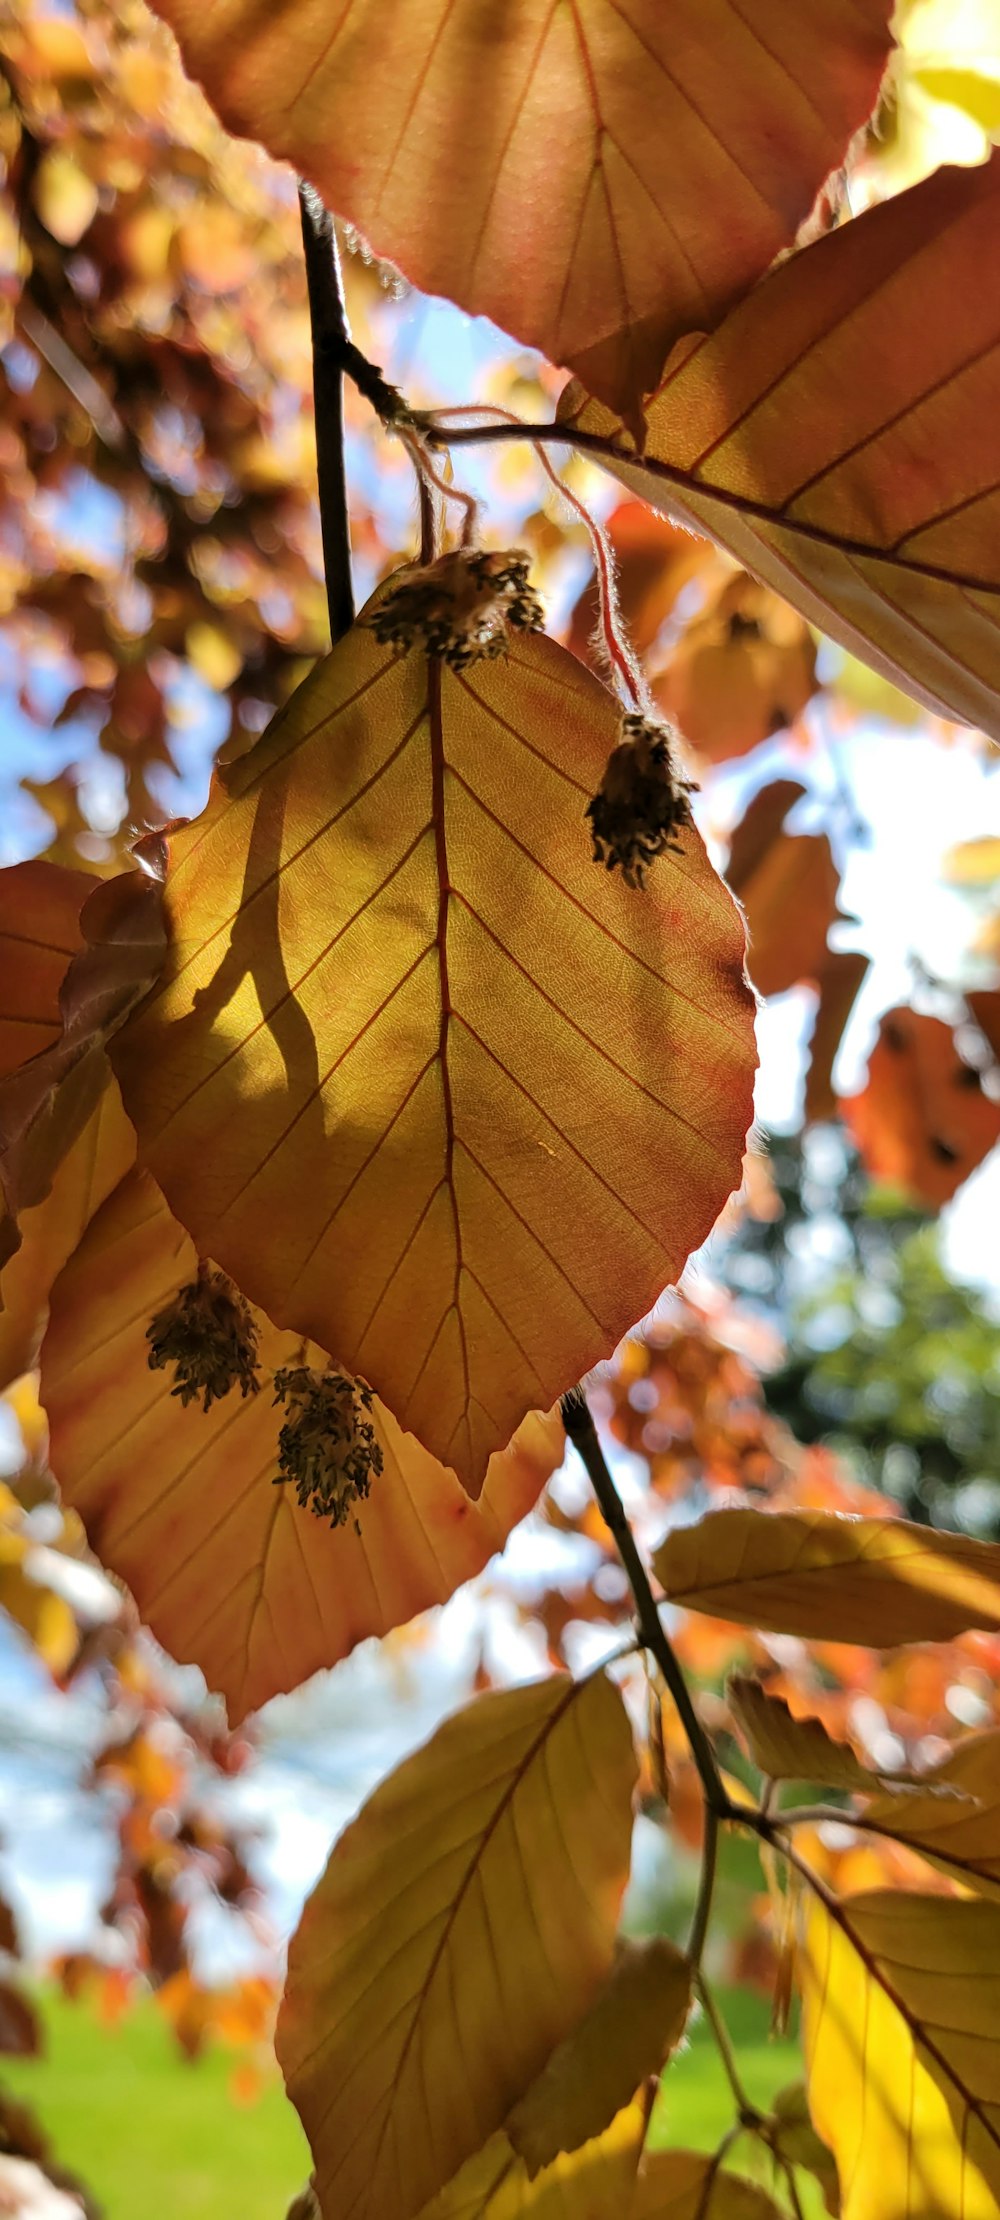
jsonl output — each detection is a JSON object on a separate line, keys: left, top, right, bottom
{"left": 299, "top": 183, "right": 355, "bottom": 644}
{"left": 560, "top": 1387, "right": 728, "bottom": 1817}
{"left": 688, "top": 1799, "right": 719, "bottom": 1971}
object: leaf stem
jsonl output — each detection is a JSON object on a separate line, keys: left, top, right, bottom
{"left": 299, "top": 184, "right": 355, "bottom": 645}
{"left": 560, "top": 1387, "right": 728, "bottom": 1818}
{"left": 688, "top": 1799, "right": 719, "bottom": 1970}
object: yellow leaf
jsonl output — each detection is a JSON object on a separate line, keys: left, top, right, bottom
{"left": 107, "top": 608, "right": 754, "bottom": 1493}
{"left": 767, "top": 2084, "right": 839, "bottom": 2218}
{"left": 31, "top": 148, "right": 98, "bottom": 246}
{"left": 864, "top": 1728, "right": 1000, "bottom": 1899}
{"left": 507, "top": 1939, "right": 690, "bottom": 2176}
{"left": 418, "top": 2098, "right": 648, "bottom": 2218}
{"left": 632, "top": 2151, "right": 783, "bottom": 2217}
{"left": 0, "top": 1541, "right": 77, "bottom": 1677}
{"left": 799, "top": 1887, "right": 1000, "bottom": 2218}
{"left": 276, "top": 1673, "right": 638, "bottom": 2220}
{"left": 728, "top": 1675, "right": 895, "bottom": 1796}
{"left": 654, "top": 1507, "right": 1000, "bottom": 1645}
{"left": 41, "top": 1167, "right": 562, "bottom": 1723}
{"left": 561, "top": 153, "right": 1000, "bottom": 736}
{"left": 941, "top": 836, "right": 1000, "bottom": 886}
{"left": 145, "top": 0, "right": 891, "bottom": 415}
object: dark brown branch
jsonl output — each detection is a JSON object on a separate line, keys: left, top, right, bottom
{"left": 560, "top": 1386, "right": 728, "bottom": 1817}
{"left": 299, "top": 183, "right": 355, "bottom": 644}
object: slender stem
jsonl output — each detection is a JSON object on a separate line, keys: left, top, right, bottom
{"left": 299, "top": 183, "right": 355, "bottom": 645}
{"left": 778, "top": 2153, "right": 807, "bottom": 2220}
{"left": 688, "top": 1800, "right": 719, "bottom": 1970}
{"left": 695, "top": 1972, "right": 763, "bottom": 2130}
{"left": 560, "top": 1388, "right": 728, "bottom": 1817}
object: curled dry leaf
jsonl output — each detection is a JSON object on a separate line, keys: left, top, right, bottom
{"left": 843, "top": 1006, "right": 1000, "bottom": 1209}
{"left": 728, "top": 1674, "right": 908, "bottom": 1797}
{"left": 863, "top": 1728, "right": 1000, "bottom": 1900}
{"left": 276, "top": 1673, "right": 638, "bottom": 2220}
{"left": 799, "top": 1888, "right": 1000, "bottom": 2219}
{"left": 416, "top": 2097, "right": 649, "bottom": 2218}
{"left": 107, "top": 610, "right": 754, "bottom": 1495}
{"left": 561, "top": 153, "right": 1000, "bottom": 736}
{"left": 146, "top": 0, "right": 892, "bottom": 417}
{"left": 506, "top": 1937, "right": 690, "bottom": 2176}
{"left": 653, "top": 1506, "right": 1000, "bottom": 1646}
{"left": 41, "top": 1167, "right": 562, "bottom": 1722}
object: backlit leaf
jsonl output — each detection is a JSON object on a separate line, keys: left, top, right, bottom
{"left": 418, "top": 2097, "right": 649, "bottom": 2218}
{"left": 277, "top": 1672, "right": 637, "bottom": 2220}
{"left": 0, "top": 1082, "right": 134, "bottom": 1391}
{"left": 803, "top": 951, "right": 870, "bottom": 1125}
{"left": 41, "top": 1167, "right": 561, "bottom": 1723}
{"left": 843, "top": 1007, "right": 1000, "bottom": 1209}
{"left": 0, "top": 860, "right": 90, "bottom": 1079}
{"left": 865, "top": 1728, "right": 1000, "bottom": 1900}
{"left": 147, "top": 0, "right": 892, "bottom": 415}
{"left": 654, "top": 575, "right": 818, "bottom": 765}
{"left": 561, "top": 154, "right": 1000, "bottom": 735}
{"left": 506, "top": 1939, "right": 690, "bottom": 2175}
{"left": 653, "top": 1506, "right": 1000, "bottom": 1644}
{"left": 799, "top": 1887, "right": 1000, "bottom": 2218}
{"left": 108, "top": 610, "right": 754, "bottom": 1494}
{"left": 725, "top": 784, "right": 842, "bottom": 999}
{"left": 632, "top": 2151, "right": 783, "bottom": 2217}
{"left": 728, "top": 1674, "right": 901, "bottom": 1796}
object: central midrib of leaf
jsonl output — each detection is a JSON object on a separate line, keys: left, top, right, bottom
{"left": 427, "top": 659, "right": 472, "bottom": 1473}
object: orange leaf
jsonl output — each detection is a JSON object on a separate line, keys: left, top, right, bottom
{"left": 0, "top": 860, "right": 90, "bottom": 1080}
{"left": 726, "top": 783, "right": 841, "bottom": 998}
{"left": 566, "top": 502, "right": 714, "bottom": 670}
{"left": 107, "top": 612, "right": 754, "bottom": 1493}
{"left": 561, "top": 153, "right": 1000, "bottom": 734}
{"left": 804, "top": 950, "right": 870, "bottom": 1124}
{"left": 844, "top": 1006, "right": 1000, "bottom": 1208}
{"left": 147, "top": 0, "right": 892, "bottom": 414}
{"left": 41, "top": 1167, "right": 562, "bottom": 1721}
{"left": 654, "top": 574, "right": 818, "bottom": 765}
{"left": 0, "top": 1082, "right": 134, "bottom": 1390}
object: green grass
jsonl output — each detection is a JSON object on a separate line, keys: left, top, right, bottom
{"left": 2, "top": 1982, "right": 811, "bottom": 2217}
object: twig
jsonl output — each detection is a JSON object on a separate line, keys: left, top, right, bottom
{"left": 560, "top": 1388, "right": 728, "bottom": 1817}
{"left": 688, "top": 1800, "right": 719, "bottom": 1970}
{"left": 299, "top": 184, "right": 355, "bottom": 644}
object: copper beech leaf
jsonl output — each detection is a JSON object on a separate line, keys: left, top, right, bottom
{"left": 843, "top": 1007, "right": 1000, "bottom": 1210}
{"left": 653, "top": 1507, "right": 1000, "bottom": 1645}
{"left": 0, "top": 860, "right": 90, "bottom": 1079}
{"left": 276, "top": 1672, "right": 638, "bottom": 2220}
{"left": 506, "top": 1939, "right": 690, "bottom": 2176}
{"left": 107, "top": 613, "right": 754, "bottom": 1495}
{"left": 799, "top": 1888, "right": 1000, "bottom": 2219}
{"left": 561, "top": 152, "right": 1000, "bottom": 736}
{"left": 864, "top": 1729, "right": 1000, "bottom": 1900}
{"left": 0, "top": 1082, "right": 134, "bottom": 1391}
{"left": 417, "top": 2097, "right": 649, "bottom": 2219}
{"left": 632, "top": 2153, "right": 783, "bottom": 2218}
{"left": 146, "top": 0, "right": 891, "bottom": 417}
{"left": 41, "top": 1167, "right": 561, "bottom": 1723}
{"left": 727, "top": 1674, "right": 909, "bottom": 1797}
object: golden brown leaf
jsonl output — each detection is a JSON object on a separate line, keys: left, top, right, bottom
{"left": 277, "top": 1672, "right": 638, "bottom": 2220}
{"left": 41, "top": 1167, "right": 562, "bottom": 1722}
{"left": 632, "top": 2151, "right": 783, "bottom": 2217}
{"left": 725, "top": 783, "right": 842, "bottom": 1000}
{"left": 506, "top": 1939, "right": 690, "bottom": 2176}
{"left": 561, "top": 154, "right": 1000, "bottom": 734}
{"left": 0, "top": 860, "right": 90, "bottom": 1080}
{"left": 418, "top": 2098, "right": 649, "bottom": 2218}
{"left": 864, "top": 1729, "right": 1000, "bottom": 1900}
{"left": 843, "top": 1007, "right": 1000, "bottom": 1209}
{"left": 799, "top": 1887, "right": 1000, "bottom": 2218}
{"left": 108, "top": 614, "right": 754, "bottom": 1493}
{"left": 654, "top": 1506, "right": 1000, "bottom": 1645}
{"left": 803, "top": 952, "right": 870, "bottom": 1125}
{"left": 146, "top": 0, "right": 891, "bottom": 415}
{"left": 728, "top": 1675, "right": 898, "bottom": 1796}
{"left": 0, "top": 1081, "right": 134, "bottom": 1390}
{"left": 654, "top": 576, "right": 818, "bottom": 765}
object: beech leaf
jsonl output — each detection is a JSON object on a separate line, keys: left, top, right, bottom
{"left": 0, "top": 860, "right": 90, "bottom": 1079}
{"left": 506, "top": 1938, "right": 690, "bottom": 2176}
{"left": 728, "top": 1675, "right": 908, "bottom": 1797}
{"left": 107, "top": 610, "right": 754, "bottom": 1494}
{"left": 41, "top": 1167, "right": 562, "bottom": 1723}
{"left": 276, "top": 1672, "right": 638, "bottom": 2220}
{"left": 799, "top": 1887, "right": 1000, "bottom": 2218}
{"left": 864, "top": 1729, "right": 1000, "bottom": 1900}
{"left": 417, "top": 2097, "right": 649, "bottom": 2218}
{"left": 561, "top": 153, "right": 1000, "bottom": 736}
{"left": 653, "top": 1507, "right": 1000, "bottom": 1645}
{"left": 145, "top": 0, "right": 892, "bottom": 416}
{"left": 843, "top": 1007, "right": 1000, "bottom": 1210}
{"left": 0, "top": 1083, "right": 134, "bottom": 1391}
{"left": 632, "top": 2152, "right": 783, "bottom": 2218}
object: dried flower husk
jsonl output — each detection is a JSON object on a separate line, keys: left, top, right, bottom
{"left": 146, "top": 1267, "right": 261, "bottom": 1411}
{"left": 272, "top": 1365, "right": 384, "bottom": 1530}
{"left": 586, "top": 712, "right": 696, "bottom": 888}
{"left": 363, "top": 548, "right": 543, "bottom": 669}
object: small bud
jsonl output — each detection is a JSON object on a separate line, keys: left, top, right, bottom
{"left": 585, "top": 713, "right": 696, "bottom": 888}
{"left": 146, "top": 1269, "right": 261, "bottom": 1411}
{"left": 271, "top": 1366, "right": 384, "bottom": 1530}
{"left": 363, "top": 548, "right": 543, "bottom": 669}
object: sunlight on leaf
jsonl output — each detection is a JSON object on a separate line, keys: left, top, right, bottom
{"left": 728, "top": 1674, "right": 907, "bottom": 1796}
{"left": 632, "top": 2149, "right": 783, "bottom": 2217}
{"left": 864, "top": 1727, "right": 1000, "bottom": 1899}
{"left": 506, "top": 1938, "right": 690, "bottom": 2176}
{"left": 277, "top": 1672, "right": 637, "bottom": 2220}
{"left": 654, "top": 1507, "right": 1000, "bottom": 1644}
{"left": 41, "top": 1167, "right": 562, "bottom": 1722}
{"left": 108, "top": 608, "right": 754, "bottom": 1494}
{"left": 799, "top": 1886, "right": 1000, "bottom": 2218}
{"left": 417, "top": 2096, "right": 649, "bottom": 2218}
{"left": 0, "top": 1081, "right": 134, "bottom": 1390}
